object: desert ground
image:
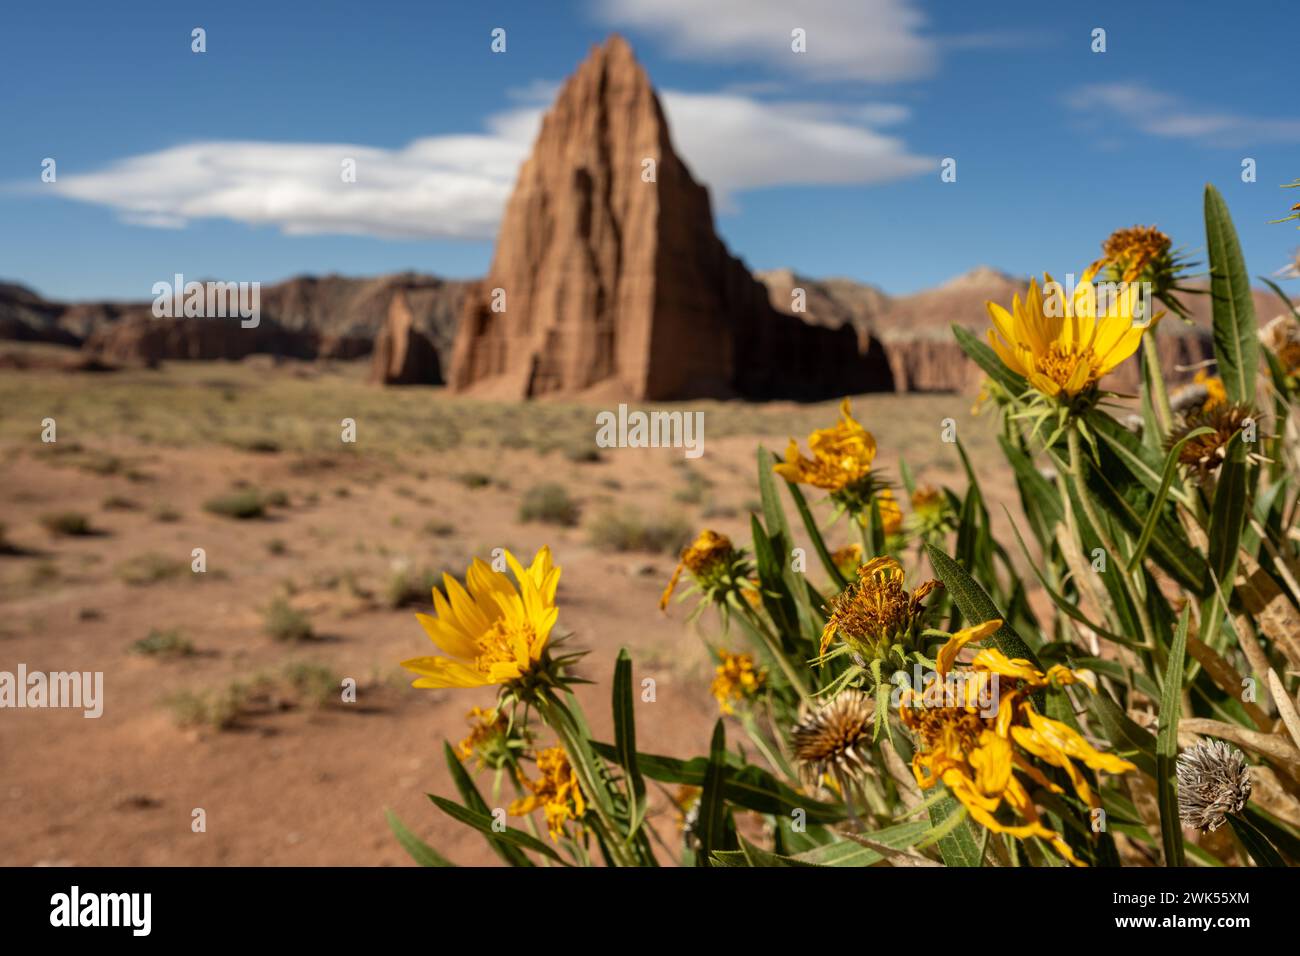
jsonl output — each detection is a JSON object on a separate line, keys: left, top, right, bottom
{"left": 0, "top": 349, "right": 1017, "bottom": 866}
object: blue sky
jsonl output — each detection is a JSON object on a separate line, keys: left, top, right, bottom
{"left": 2, "top": 0, "right": 1297, "bottom": 301}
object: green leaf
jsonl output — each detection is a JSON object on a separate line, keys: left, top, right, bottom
{"left": 442, "top": 741, "right": 532, "bottom": 867}
{"left": 697, "top": 719, "right": 730, "bottom": 866}
{"left": 786, "top": 479, "right": 849, "bottom": 589}
{"left": 1087, "top": 687, "right": 1158, "bottom": 778}
{"left": 952, "top": 323, "right": 1029, "bottom": 398}
{"left": 428, "top": 795, "right": 568, "bottom": 865}
{"left": 385, "top": 808, "right": 455, "bottom": 867}
{"left": 1205, "top": 432, "right": 1248, "bottom": 592}
{"left": 925, "top": 543, "right": 1040, "bottom": 667}
{"left": 926, "top": 791, "right": 985, "bottom": 866}
{"left": 612, "top": 648, "right": 646, "bottom": 838}
{"left": 1227, "top": 813, "right": 1286, "bottom": 867}
{"left": 792, "top": 821, "right": 932, "bottom": 865}
{"left": 1126, "top": 427, "right": 1215, "bottom": 573}
{"left": 1156, "top": 607, "right": 1190, "bottom": 866}
{"left": 590, "top": 742, "right": 844, "bottom": 823}
{"left": 1205, "top": 184, "right": 1260, "bottom": 406}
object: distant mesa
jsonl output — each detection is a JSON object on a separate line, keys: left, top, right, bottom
{"left": 446, "top": 35, "right": 891, "bottom": 401}
{"left": 369, "top": 291, "right": 442, "bottom": 386}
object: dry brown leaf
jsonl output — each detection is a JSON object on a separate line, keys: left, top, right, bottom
{"left": 1179, "top": 717, "right": 1300, "bottom": 781}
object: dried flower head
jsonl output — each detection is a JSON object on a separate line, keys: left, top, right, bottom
{"left": 1167, "top": 403, "right": 1260, "bottom": 480}
{"left": 1177, "top": 739, "right": 1252, "bottom": 832}
{"left": 792, "top": 689, "right": 875, "bottom": 795}
{"left": 709, "top": 649, "right": 767, "bottom": 715}
{"left": 819, "top": 556, "right": 940, "bottom": 660}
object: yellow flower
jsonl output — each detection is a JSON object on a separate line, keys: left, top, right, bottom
{"left": 659, "top": 529, "right": 735, "bottom": 610}
{"left": 509, "top": 746, "right": 586, "bottom": 841}
{"left": 1096, "top": 225, "right": 1172, "bottom": 283}
{"left": 901, "top": 620, "right": 1135, "bottom": 866}
{"left": 985, "top": 267, "right": 1149, "bottom": 399}
{"left": 819, "top": 556, "right": 940, "bottom": 658}
{"left": 1193, "top": 369, "right": 1227, "bottom": 411}
{"left": 400, "top": 547, "right": 560, "bottom": 690}
{"left": 872, "top": 488, "right": 902, "bottom": 535}
{"left": 710, "top": 649, "right": 767, "bottom": 715}
{"left": 456, "top": 706, "right": 508, "bottom": 763}
{"left": 831, "top": 543, "right": 862, "bottom": 579}
{"left": 773, "top": 398, "right": 877, "bottom": 493}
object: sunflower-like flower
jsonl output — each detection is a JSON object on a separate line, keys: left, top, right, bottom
{"left": 659, "top": 529, "right": 747, "bottom": 611}
{"left": 456, "top": 706, "right": 521, "bottom": 771}
{"left": 871, "top": 487, "right": 903, "bottom": 536}
{"left": 1193, "top": 369, "right": 1227, "bottom": 411}
{"left": 1262, "top": 314, "right": 1300, "bottom": 392}
{"left": 400, "top": 547, "right": 561, "bottom": 692}
{"left": 985, "top": 266, "right": 1150, "bottom": 400}
{"left": 710, "top": 649, "right": 767, "bottom": 715}
{"left": 908, "top": 484, "right": 955, "bottom": 539}
{"left": 774, "top": 399, "right": 879, "bottom": 511}
{"left": 792, "top": 689, "right": 875, "bottom": 796}
{"left": 900, "top": 620, "right": 1135, "bottom": 866}
{"left": 819, "top": 556, "right": 940, "bottom": 661}
{"left": 1176, "top": 739, "right": 1252, "bottom": 832}
{"left": 831, "top": 543, "right": 862, "bottom": 580}
{"left": 1166, "top": 402, "right": 1260, "bottom": 481}
{"left": 509, "top": 746, "right": 587, "bottom": 841}
{"left": 1093, "top": 225, "right": 1196, "bottom": 320}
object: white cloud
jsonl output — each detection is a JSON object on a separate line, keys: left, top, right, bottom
{"left": 592, "top": 0, "right": 936, "bottom": 82}
{"left": 49, "top": 90, "right": 930, "bottom": 240}
{"left": 1067, "top": 83, "right": 1300, "bottom": 146}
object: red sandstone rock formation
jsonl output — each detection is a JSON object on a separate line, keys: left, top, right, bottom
{"left": 448, "top": 35, "right": 890, "bottom": 401}
{"left": 369, "top": 291, "right": 442, "bottom": 385}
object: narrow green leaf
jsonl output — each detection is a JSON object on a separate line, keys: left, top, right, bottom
{"left": 1126, "top": 427, "right": 1215, "bottom": 573}
{"left": 385, "top": 808, "right": 456, "bottom": 867}
{"left": 926, "top": 791, "right": 984, "bottom": 866}
{"left": 1156, "top": 608, "right": 1190, "bottom": 867}
{"left": 785, "top": 478, "right": 849, "bottom": 589}
{"left": 442, "top": 741, "right": 532, "bottom": 867}
{"left": 1087, "top": 688, "right": 1158, "bottom": 778}
{"left": 1206, "top": 433, "right": 1249, "bottom": 592}
{"left": 792, "top": 820, "right": 931, "bottom": 865}
{"left": 428, "top": 795, "right": 567, "bottom": 865}
{"left": 1205, "top": 184, "right": 1260, "bottom": 405}
{"left": 1227, "top": 813, "right": 1286, "bottom": 867}
{"left": 925, "top": 543, "right": 1040, "bottom": 667}
{"left": 612, "top": 648, "right": 646, "bottom": 838}
{"left": 697, "top": 719, "right": 730, "bottom": 866}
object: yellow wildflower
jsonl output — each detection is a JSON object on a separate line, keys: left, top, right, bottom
{"left": 871, "top": 488, "right": 902, "bottom": 535}
{"left": 509, "top": 746, "right": 586, "bottom": 841}
{"left": 831, "top": 543, "right": 862, "bottom": 579}
{"left": 819, "top": 556, "right": 940, "bottom": 658}
{"left": 985, "top": 267, "right": 1149, "bottom": 399}
{"left": 1193, "top": 369, "right": 1227, "bottom": 411}
{"left": 1096, "top": 225, "right": 1172, "bottom": 283}
{"left": 457, "top": 706, "right": 508, "bottom": 763}
{"left": 773, "top": 398, "right": 876, "bottom": 493}
{"left": 660, "top": 529, "right": 735, "bottom": 610}
{"left": 901, "top": 620, "right": 1135, "bottom": 866}
{"left": 710, "top": 649, "right": 767, "bottom": 715}
{"left": 400, "top": 547, "right": 560, "bottom": 690}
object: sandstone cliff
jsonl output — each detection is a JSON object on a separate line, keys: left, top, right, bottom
{"left": 447, "top": 35, "right": 890, "bottom": 401}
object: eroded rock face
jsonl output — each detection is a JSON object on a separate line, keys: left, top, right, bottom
{"left": 80, "top": 315, "right": 354, "bottom": 366}
{"left": 448, "top": 35, "right": 890, "bottom": 401}
{"left": 369, "top": 291, "right": 442, "bottom": 385}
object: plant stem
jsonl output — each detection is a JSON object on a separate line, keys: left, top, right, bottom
{"left": 1067, "top": 425, "right": 1159, "bottom": 654}
{"left": 729, "top": 593, "right": 813, "bottom": 702}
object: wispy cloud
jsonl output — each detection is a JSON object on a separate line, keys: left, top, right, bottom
{"left": 1067, "top": 82, "right": 1300, "bottom": 146}
{"left": 45, "top": 91, "right": 931, "bottom": 240}
{"left": 592, "top": 0, "right": 937, "bottom": 82}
